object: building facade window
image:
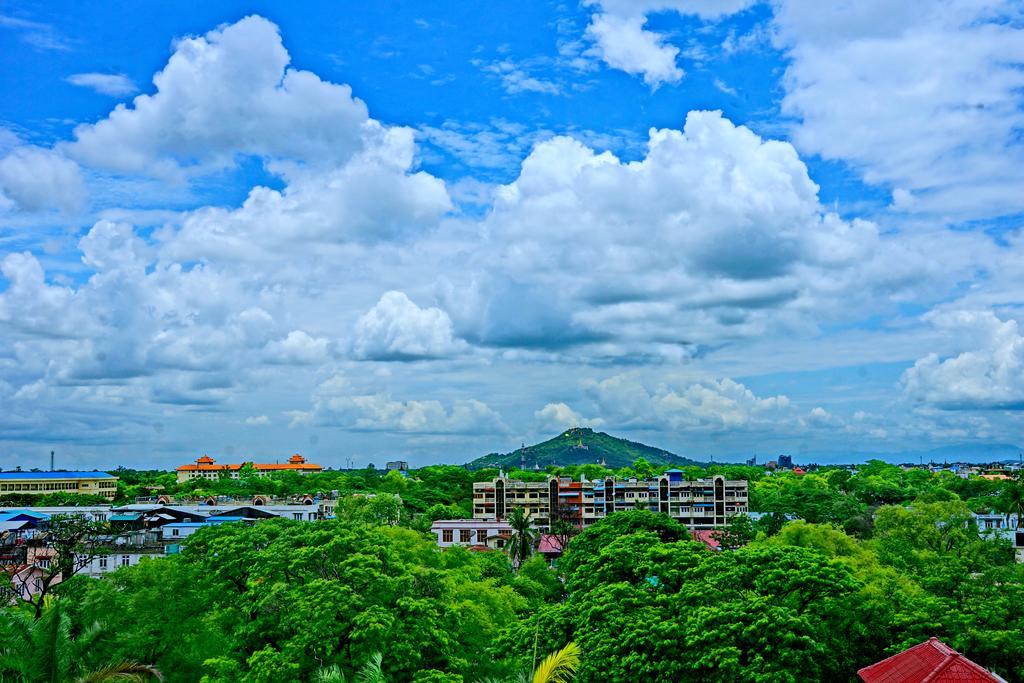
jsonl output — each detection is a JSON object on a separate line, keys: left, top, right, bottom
{"left": 121, "top": 555, "right": 130, "bottom": 567}
{"left": 442, "top": 529, "right": 453, "bottom": 543}
{"left": 460, "top": 529, "right": 472, "bottom": 543}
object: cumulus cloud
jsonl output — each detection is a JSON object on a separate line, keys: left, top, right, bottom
{"left": 585, "top": 14, "right": 682, "bottom": 88}
{"left": 68, "top": 15, "right": 377, "bottom": 176}
{"left": 161, "top": 126, "right": 451, "bottom": 259}
{"left": 535, "top": 402, "right": 605, "bottom": 431}
{"left": 902, "top": 311, "right": 1024, "bottom": 410}
{"left": 0, "top": 146, "right": 85, "bottom": 212}
{"left": 264, "top": 330, "right": 331, "bottom": 365}
{"left": 582, "top": 0, "right": 755, "bottom": 88}
{"left": 584, "top": 373, "right": 790, "bottom": 431}
{"left": 0, "top": 252, "right": 89, "bottom": 337}
{"left": 245, "top": 415, "right": 270, "bottom": 425}
{"left": 352, "top": 291, "right": 466, "bottom": 360}
{"left": 773, "top": 0, "right": 1024, "bottom": 219}
{"left": 66, "top": 72, "right": 137, "bottom": 96}
{"left": 576, "top": 0, "right": 1023, "bottom": 220}
{"left": 297, "top": 374, "right": 507, "bottom": 433}
{"left": 438, "top": 110, "right": 891, "bottom": 354}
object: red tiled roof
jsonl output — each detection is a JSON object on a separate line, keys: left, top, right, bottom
{"left": 538, "top": 534, "right": 564, "bottom": 555}
{"left": 858, "top": 638, "right": 1006, "bottom": 683}
{"left": 177, "top": 459, "right": 322, "bottom": 472}
{"left": 691, "top": 529, "right": 721, "bottom": 549}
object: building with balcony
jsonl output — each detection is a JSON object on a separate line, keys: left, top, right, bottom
{"left": 0, "top": 471, "right": 119, "bottom": 500}
{"left": 175, "top": 454, "right": 322, "bottom": 483}
{"left": 472, "top": 470, "right": 748, "bottom": 531}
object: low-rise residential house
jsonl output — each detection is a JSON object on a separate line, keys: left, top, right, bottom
{"left": 431, "top": 519, "right": 512, "bottom": 549}
{"left": 78, "top": 548, "right": 166, "bottom": 577}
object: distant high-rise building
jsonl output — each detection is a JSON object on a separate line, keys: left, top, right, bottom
{"left": 778, "top": 455, "right": 794, "bottom": 469}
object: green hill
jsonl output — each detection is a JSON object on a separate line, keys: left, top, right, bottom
{"left": 466, "top": 427, "right": 704, "bottom": 470}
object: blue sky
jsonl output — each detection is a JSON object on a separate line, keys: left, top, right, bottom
{"left": 1, "top": 0, "right": 1023, "bottom": 470}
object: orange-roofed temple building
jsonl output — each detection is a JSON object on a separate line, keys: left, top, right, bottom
{"left": 176, "top": 454, "right": 323, "bottom": 483}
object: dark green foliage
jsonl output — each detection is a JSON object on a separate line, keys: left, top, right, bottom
{"left": 465, "top": 427, "right": 703, "bottom": 469}
{"left": 3, "top": 461, "right": 1024, "bottom": 681}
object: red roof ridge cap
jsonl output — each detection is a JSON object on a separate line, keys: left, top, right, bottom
{"left": 919, "top": 652, "right": 960, "bottom": 683}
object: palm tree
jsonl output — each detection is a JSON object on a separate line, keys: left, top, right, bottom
{"left": 999, "top": 479, "right": 1024, "bottom": 528}
{"left": 531, "top": 642, "right": 580, "bottom": 683}
{"left": 314, "top": 665, "right": 348, "bottom": 683}
{"left": 506, "top": 508, "right": 539, "bottom": 569}
{"left": 477, "top": 642, "right": 581, "bottom": 683}
{"left": 313, "top": 653, "right": 385, "bottom": 683}
{"left": 0, "top": 599, "right": 162, "bottom": 683}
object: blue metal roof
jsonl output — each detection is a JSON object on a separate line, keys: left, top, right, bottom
{"left": 164, "top": 522, "right": 213, "bottom": 528}
{"left": 0, "top": 510, "right": 50, "bottom": 520}
{"left": 0, "top": 471, "right": 116, "bottom": 479}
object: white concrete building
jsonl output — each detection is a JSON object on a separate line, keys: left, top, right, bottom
{"left": 431, "top": 519, "right": 513, "bottom": 549}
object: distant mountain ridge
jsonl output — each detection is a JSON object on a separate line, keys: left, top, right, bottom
{"left": 466, "top": 427, "right": 704, "bottom": 470}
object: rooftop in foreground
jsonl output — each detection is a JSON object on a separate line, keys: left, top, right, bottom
{"left": 858, "top": 637, "right": 1006, "bottom": 683}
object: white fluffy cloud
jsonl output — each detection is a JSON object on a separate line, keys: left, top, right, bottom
{"left": 535, "top": 402, "right": 605, "bottom": 431}
{"left": 352, "top": 291, "right": 465, "bottom": 360}
{"left": 578, "top": 1, "right": 1024, "bottom": 220}
{"left": 585, "top": 14, "right": 683, "bottom": 88}
{"left": 0, "top": 252, "right": 89, "bottom": 337}
{"left": 297, "top": 374, "right": 507, "bottom": 434}
{"left": 162, "top": 129, "right": 451, "bottom": 260}
{"left": 0, "top": 146, "right": 85, "bottom": 212}
{"left": 264, "top": 330, "right": 331, "bottom": 365}
{"left": 584, "top": 373, "right": 790, "bottom": 431}
{"left": 66, "top": 72, "right": 137, "bottom": 96}
{"left": 902, "top": 311, "right": 1024, "bottom": 410}
{"left": 773, "top": 0, "right": 1024, "bottom": 219}
{"left": 68, "top": 15, "right": 376, "bottom": 177}
{"left": 439, "top": 110, "right": 892, "bottom": 354}
{"left": 583, "top": 0, "right": 755, "bottom": 88}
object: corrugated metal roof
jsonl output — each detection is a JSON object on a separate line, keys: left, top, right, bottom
{"left": 0, "top": 471, "right": 116, "bottom": 479}
{"left": 0, "top": 510, "right": 50, "bottom": 520}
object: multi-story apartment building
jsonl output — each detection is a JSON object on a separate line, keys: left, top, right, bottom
{"left": 175, "top": 454, "right": 323, "bottom": 483}
{"left": 0, "top": 471, "right": 119, "bottom": 500}
{"left": 473, "top": 469, "right": 748, "bottom": 530}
